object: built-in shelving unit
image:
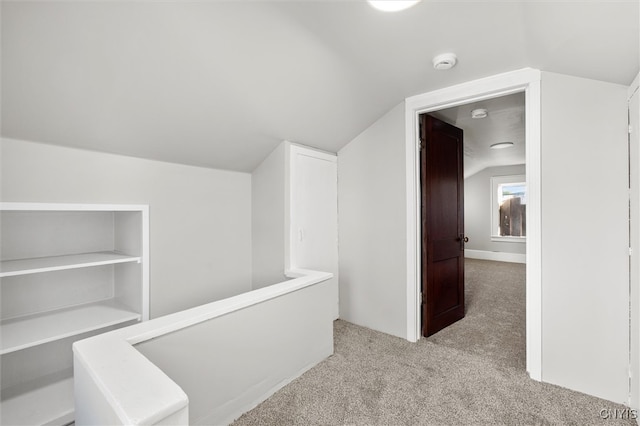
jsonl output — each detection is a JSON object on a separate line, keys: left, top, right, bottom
{"left": 0, "top": 203, "right": 149, "bottom": 426}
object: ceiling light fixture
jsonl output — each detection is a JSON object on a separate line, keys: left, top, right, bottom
{"left": 367, "top": 1, "right": 421, "bottom": 12}
{"left": 432, "top": 53, "right": 457, "bottom": 70}
{"left": 471, "top": 108, "right": 488, "bottom": 119}
{"left": 490, "top": 142, "right": 514, "bottom": 150}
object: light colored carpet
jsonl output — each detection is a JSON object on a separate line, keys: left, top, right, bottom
{"left": 233, "top": 259, "right": 634, "bottom": 425}
{"left": 427, "top": 259, "right": 526, "bottom": 372}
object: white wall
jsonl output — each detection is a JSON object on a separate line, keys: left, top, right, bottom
{"left": 540, "top": 72, "right": 629, "bottom": 403}
{"left": 134, "top": 279, "right": 334, "bottom": 425}
{"left": 338, "top": 102, "right": 407, "bottom": 339}
{"left": 464, "top": 164, "right": 526, "bottom": 256}
{"left": 0, "top": 138, "right": 252, "bottom": 318}
{"left": 251, "top": 142, "right": 286, "bottom": 289}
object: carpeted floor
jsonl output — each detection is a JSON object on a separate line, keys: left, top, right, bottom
{"left": 427, "top": 259, "right": 526, "bottom": 372}
{"left": 233, "top": 259, "right": 634, "bottom": 425}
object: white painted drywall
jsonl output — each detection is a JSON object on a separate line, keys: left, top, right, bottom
{"left": 288, "top": 144, "right": 339, "bottom": 320}
{"left": 338, "top": 102, "right": 407, "bottom": 339}
{"left": 464, "top": 164, "right": 527, "bottom": 256}
{"left": 540, "top": 72, "right": 629, "bottom": 403}
{"left": 1, "top": 138, "right": 252, "bottom": 318}
{"left": 629, "top": 71, "right": 640, "bottom": 409}
{"left": 135, "top": 279, "right": 334, "bottom": 425}
{"left": 251, "top": 142, "right": 286, "bottom": 289}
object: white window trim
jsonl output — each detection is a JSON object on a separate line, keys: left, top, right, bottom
{"left": 490, "top": 174, "right": 526, "bottom": 243}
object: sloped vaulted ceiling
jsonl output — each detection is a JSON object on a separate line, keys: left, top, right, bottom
{"left": 1, "top": 1, "right": 638, "bottom": 172}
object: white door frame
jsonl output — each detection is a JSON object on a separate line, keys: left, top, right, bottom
{"left": 404, "top": 68, "right": 542, "bottom": 381}
{"left": 629, "top": 71, "right": 640, "bottom": 409}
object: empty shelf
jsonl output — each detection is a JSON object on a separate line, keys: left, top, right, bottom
{"left": 0, "top": 251, "right": 141, "bottom": 277}
{"left": 1, "top": 375, "right": 74, "bottom": 426}
{"left": 1, "top": 299, "right": 141, "bottom": 354}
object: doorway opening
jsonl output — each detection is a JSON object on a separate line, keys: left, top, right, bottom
{"left": 420, "top": 93, "right": 527, "bottom": 369}
{"left": 404, "top": 68, "right": 541, "bottom": 380}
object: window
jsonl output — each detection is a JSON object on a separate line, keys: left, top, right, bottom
{"left": 490, "top": 174, "right": 526, "bottom": 242}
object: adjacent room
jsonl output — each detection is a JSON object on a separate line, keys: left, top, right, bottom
{"left": 1, "top": 1, "right": 639, "bottom": 425}
{"left": 426, "top": 92, "right": 527, "bottom": 367}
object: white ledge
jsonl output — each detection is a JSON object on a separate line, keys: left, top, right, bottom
{"left": 73, "top": 269, "right": 333, "bottom": 425}
{"left": 490, "top": 235, "right": 526, "bottom": 243}
{"left": 0, "top": 202, "right": 149, "bottom": 211}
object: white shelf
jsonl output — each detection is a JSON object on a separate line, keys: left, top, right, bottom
{"left": 0, "top": 251, "right": 141, "bottom": 278}
{"left": 0, "top": 299, "right": 141, "bottom": 355}
{"left": 0, "top": 203, "right": 149, "bottom": 425}
{"left": 1, "top": 375, "right": 74, "bottom": 426}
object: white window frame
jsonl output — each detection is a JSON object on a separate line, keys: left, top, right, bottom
{"left": 490, "top": 174, "right": 526, "bottom": 243}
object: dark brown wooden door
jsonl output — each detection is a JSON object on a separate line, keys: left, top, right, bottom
{"left": 420, "top": 114, "right": 465, "bottom": 337}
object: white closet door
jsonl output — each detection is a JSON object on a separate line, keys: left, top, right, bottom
{"left": 289, "top": 145, "right": 338, "bottom": 318}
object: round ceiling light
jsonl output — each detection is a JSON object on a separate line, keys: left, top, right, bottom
{"left": 490, "top": 142, "right": 515, "bottom": 150}
{"left": 471, "top": 108, "right": 488, "bottom": 119}
{"left": 367, "top": 1, "right": 421, "bottom": 12}
{"left": 433, "top": 53, "right": 457, "bottom": 70}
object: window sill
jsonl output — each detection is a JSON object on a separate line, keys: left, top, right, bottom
{"left": 491, "top": 236, "right": 526, "bottom": 243}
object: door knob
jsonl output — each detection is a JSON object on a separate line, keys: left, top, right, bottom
{"left": 458, "top": 234, "right": 468, "bottom": 250}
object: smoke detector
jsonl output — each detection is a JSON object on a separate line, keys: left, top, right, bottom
{"left": 433, "top": 53, "right": 457, "bottom": 70}
{"left": 471, "top": 108, "right": 488, "bottom": 119}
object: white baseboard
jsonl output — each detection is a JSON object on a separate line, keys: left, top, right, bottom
{"left": 465, "top": 249, "right": 526, "bottom": 264}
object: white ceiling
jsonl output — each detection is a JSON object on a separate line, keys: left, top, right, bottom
{"left": 2, "top": 1, "right": 638, "bottom": 172}
{"left": 431, "top": 92, "right": 525, "bottom": 178}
